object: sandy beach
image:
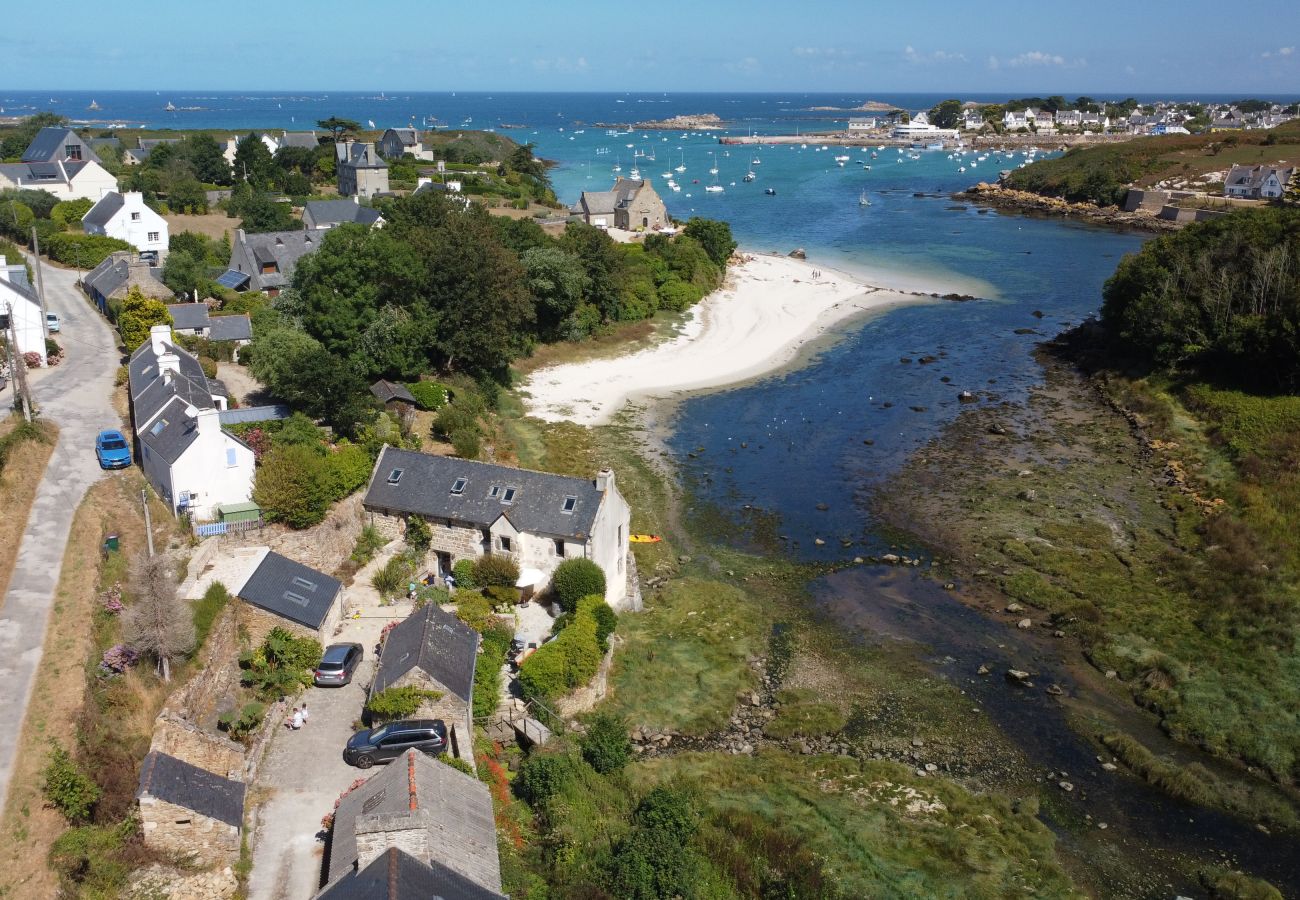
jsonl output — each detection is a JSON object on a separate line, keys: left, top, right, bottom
{"left": 522, "top": 253, "right": 956, "bottom": 426}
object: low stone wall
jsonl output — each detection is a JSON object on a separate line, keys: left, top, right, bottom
{"left": 158, "top": 604, "right": 243, "bottom": 735}
{"left": 150, "top": 715, "right": 245, "bottom": 781}
{"left": 557, "top": 638, "right": 619, "bottom": 719}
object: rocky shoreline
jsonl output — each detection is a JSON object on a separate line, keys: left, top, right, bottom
{"left": 959, "top": 183, "right": 1179, "bottom": 232}
{"left": 597, "top": 113, "right": 725, "bottom": 131}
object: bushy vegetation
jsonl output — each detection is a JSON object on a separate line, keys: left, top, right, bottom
{"left": 474, "top": 618, "right": 513, "bottom": 719}
{"left": 251, "top": 414, "right": 376, "bottom": 527}
{"left": 1101, "top": 207, "right": 1300, "bottom": 386}
{"left": 41, "top": 747, "right": 102, "bottom": 824}
{"left": 218, "top": 702, "right": 266, "bottom": 742}
{"left": 551, "top": 557, "right": 605, "bottom": 612}
{"left": 579, "top": 712, "right": 631, "bottom": 774}
{"left": 372, "top": 550, "right": 418, "bottom": 598}
{"left": 114, "top": 288, "right": 172, "bottom": 352}
{"left": 471, "top": 553, "right": 519, "bottom": 589}
{"left": 406, "top": 380, "right": 449, "bottom": 410}
{"left": 518, "top": 599, "right": 604, "bottom": 703}
{"left": 44, "top": 232, "right": 134, "bottom": 268}
{"left": 366, "top": 685, "right": 442, "bottom": 723}
{"left": 239, "top": 627, "right": 321, "bottom": 699}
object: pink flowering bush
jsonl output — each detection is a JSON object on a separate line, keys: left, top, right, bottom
{"left": 22, "top": 351, "right": 41, "bottom": 369}
{"left": 100, "top": 644, "right": 140, "bottom": 674}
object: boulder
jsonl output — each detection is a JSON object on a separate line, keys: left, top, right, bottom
{"left": 789, "top": 248, "right": 807, "bottom": 259}
{"left": 1017, "top": 618, "right": 1032, "bottom": 629}
{"left": 1005, "top": 602, "right": 1024, "bottom": 613}
{"left": 1006, "top": 669, "right": 1031, "bottom": 683}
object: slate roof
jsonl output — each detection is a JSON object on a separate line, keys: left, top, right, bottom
{"left": 370, "top": 601, "right": 478, "bottom": 701}
{"left": 138, "top": 138, "right": 181, "bottom": 152}
{"left": 0, "top": 267, "right": 40, "bottom": 305}
{"left": 139, "top": 394, "right": 204, "bottom": 465}
{"left": 230, "top": 230, "right": 318, "bottom": 292}
{"left": 305, "top": 199, "right": 383, "bottom": 228}
{"left": 317, "top": 848, "right": 507, "bottom": 900}
{"left": 21, "top": 127, "right": 80, "bottom": 162}
{"left": 81, "top": 191, "right": 125, "bottom": 228}
{"left": 167, "top": 302, "right": 212, "bottom": 332}
{"left": 0, "top": 160, "right": 89, "bottom": 186}
{"left": 137, "top": 751, "right": 245, "bottom": 827}
{"left": 209, "top": 314, "right": 253, "bottom": 341}
{"left": 238, "top": 550, "right": 341, "bottom": 630}
{"left": 370, "top": 379, "right": 415, "bottom": 405}
{"left": 219, "top": 404, "right": 291, "bottom": 426}
{"left": 84, "top": 253, "right": 173, "bottom": 302}
{"left": 339, "top": 142, "right": 388, "bottom": 169}
{"left": 277, "top": 131, "right": 320, "bottom": 149}
{"left": 388, "top": 127, "right": 421, "bottom": 146}
{"left": 363, "top": 446, "right": 604, "bottom": 541}
{"left": 327, "top": 750, "right": 501, "bottom": 891}
{"left": 574, "top": 177, "right": 649, "bottom": 218}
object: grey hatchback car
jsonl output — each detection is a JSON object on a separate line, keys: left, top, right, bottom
{"left": 313, "top": 643, "right": 363, "bottom": 687}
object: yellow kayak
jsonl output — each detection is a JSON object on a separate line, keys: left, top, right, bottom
{"left": 629, "top": 534, "right": 662, "bottom": 544}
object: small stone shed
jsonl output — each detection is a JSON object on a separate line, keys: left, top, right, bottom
{"left": 324, "top": 749, "right": 502, "bottom": 893}
{"left": 236, "top": 549, "right": 344, "bottom": 644}
{"left": 315, "top": 846, "right": 506, "bottom": 899}
{"left": 137, "top": 750, "right": 245, "bottom": 866}
{"left": 369, "top": 603, "right": 478, "bottom": 763}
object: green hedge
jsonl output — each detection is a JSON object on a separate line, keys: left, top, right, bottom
{"left": 406, "top": 380, "right": 449, "bottom": 411}
{"left": 518, "top": 602, "right": 603, "bottom": 702}
{"left": 43, "top": 232, "right": 133, "bottom": 268}
{"left": 367, "top": 685, "right": 442, "bottom": 723}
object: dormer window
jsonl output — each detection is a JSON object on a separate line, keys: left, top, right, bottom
{"left": 451, "top": 477, "right": 467, "bottom": 495}
{"left": 561, "top": 496, "right": 577, "bottom": 513}
{"left": 386, "top": 468, "right": 403, "bottom": 485}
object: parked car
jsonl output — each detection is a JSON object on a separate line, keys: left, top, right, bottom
{"left": 94, "top": 429, "right": 132, "bottom": 469}
{"left": 45, "top": 313, "right": 60, "bottom": 333}
{"left": 343, "top": 719, "right": 447, "bottom": 769}
{"left": 313, "top": 643, "right": 363, "bottom": 687}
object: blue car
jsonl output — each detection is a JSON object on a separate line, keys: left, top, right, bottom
{"left": 95, "top": 430, "right": 132, "bottom": 469}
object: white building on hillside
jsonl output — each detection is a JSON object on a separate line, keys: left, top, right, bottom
{"left": 127, "top": 325, "right": 255, "bottom": 519}
{"left": 81, "top": 192, "right": 169, "bottom": 258}
{"left": 0, "top": 256, "right": 46, "bottom": 367}
{"left": 891, "top": 111, "right": 959, "bottom": 141}
{"left": 0, "top": 159, "right": 117, "bottom": 202}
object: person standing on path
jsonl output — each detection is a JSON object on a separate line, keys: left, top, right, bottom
{"left": 300, "top": 702, "right": 309, "bottom": 726}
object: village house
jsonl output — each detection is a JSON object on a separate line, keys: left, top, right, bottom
{"left": 0, "top": 158, "right": 117, "bottom": 201}
{"left": 367, "top": 602, "right": 478, "bottom": 763}
{"left": 891, "top": 111, "right": 959, "bottom": 141}
{"left": 1055, "top": 110, "right": 1082, "bottom": 130}
{"left": 82, "top": 251, "right": 174, "bottom": 314}
{"left": 128, "top": 324, "right": 256, "bottom": 518}
{"left": 0, "top": 255, "right": 46, "bottom": 367}
{"left": 303, "top": 198, "right": 385, "bottom": 231}
{"left": 222, "top": 227, "right": 317, "bottom": 295}
{"left": 570, "top": 177, "right": 669, "bottom": 231}
{"left": 362, "top": 447, "right": 634, "bottom": 609}
{"left": 1002, "top": 109, "right": 1030, "bottom": 130}
{"left": 369, "top": 378, "right": 416, "bottom": 413}
{"left": 1224, "top": 164, "right": 1295, "bottom": 199}
{"left": 221, "top": 131, "right": 319, "bottom": 166}
{"left": 847, "top": 117, "right": 877, "bottom": 131}
{"left": 378, "top": 127, "right": 434, "bottom": 161}
{"left": 167, "top": 302, "right": 253, "bottom": 351}
{"left": 231, "top": 548, "right": 345, "bottom": 644}
{"left": 322, "top": 749, "right": 504, "bottom": 897}
{"left": 1080, "top": 111, "right": 1110, "bottom": 130}
{"left": 336, "top": 141, "right": 390, "bottom": 198}
{"left": 122, "top": 137, "right": 182, "bottom": 166}
{"left": 21, "top": 126, "right": 87, "bottom": 162}
{"left": 80, "top": 191, "right": 169, "bottom": 258}
{"left": 136, "top": 750, "right": 245, "bottom": 867}
{"left": 961, "top": 110, "right": 987, "bottom": 131}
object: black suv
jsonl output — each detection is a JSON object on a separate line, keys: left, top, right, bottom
{"left": 343, "top": 719, "right": 448, "bottom": 768}
{"left": 314, "top": 643, "right": 363, "bottom": 687}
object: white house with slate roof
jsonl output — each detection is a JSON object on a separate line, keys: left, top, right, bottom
{"left": 362, "top": 447, "right": 634, "bottom": 609}
{"left": 0, "top": 256, "right": 46, "bottom": 367}
{"left": 302, "top": 198, "right": 385, "bottom": 231}
{"left": 128, "top": 324, "right": 255, "bottom": 518}
{"left": 0, "top": 158, "right": 117, "bottom": 202}
{"left": 81, "top": 191, "right": 169, "bottom": 258}
{"left": 21, "top": 126, "right": 87, "bottom": 162}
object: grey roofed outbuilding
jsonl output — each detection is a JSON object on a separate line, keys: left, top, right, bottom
{"left": 276, "top": 131, "right": 320, "bottom": 149}
{"left": 370, "top": 379, "right": 415, "bottom": 405}
{"left": 21, "top": 127, "right": 81, "bottom": 162}
{"left": 167, "top": 302, "right": 212, "bottom": 332}
{"left": 363, "top": 446, "right": 603, "bottom": 541}
{"left": 316, "top": 848, "right": 507, "bottom": 900}
{"left": 370, "top": 601, "right": 478, "bottom": 702}
{"left": 209, "top": 314, "right": 253, "bottom": 342}
{"left": 238, "top": 550, "right": 341, "bottom": 631}
{"left": 80, "top": 191, "right": 125, "bottom": 228}
{"left": 125, "top": 148, "right": 149, "bottom": 163}
{"left": 304, "top": 199, "right": 384, "bottom": 228}
{"left": 137, "top": 750, "right": 246, "bottom": 827}
{"left": 326, "top": 749, "right": 501, "bottom": 890}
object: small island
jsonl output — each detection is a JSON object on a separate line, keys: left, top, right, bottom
{"left": 632, "top": 112, "right": 725, "bottom": 130}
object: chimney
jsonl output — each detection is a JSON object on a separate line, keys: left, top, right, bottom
{"left": 158, "top": 352, "right": 180, "bottom": 380}
{"left": 234, "top": 228, "right": 246, "bottom": 245}
{"left": 149, "top": 323, "right": 172, "bottom": 356}
{"left": 417, "top": 176, "right": 431, "bottom": 189}
{"left": 595, "top": 468, "right": 614, "bottom": 494}
{"left": 196, "top": 407, "right": 220, "bottom": 438}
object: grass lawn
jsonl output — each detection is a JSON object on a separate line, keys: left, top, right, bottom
{"left": 163, "top": 211, "right": 242, "bottom": 242}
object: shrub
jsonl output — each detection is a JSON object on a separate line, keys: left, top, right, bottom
{"left": 473, "top": 554, "right": 519, "bottom": 588}
{"left": 253, "top": 444, "right": 331, "bottom": 528}
{"left": 552, "top": 558, "right": 606, "bottom": 612}
{"left": 198, "top": 356, "right": 218, "bottom": 379}
{"left": 218, "top": 702, "right": 266, "bottom": 742}
{"left": 474, "top": 619, "right": 513, "bottom": 718}
{"left": 323, "top": 441, "right": 373, "bottom": 500}
{"left": 455, "top": 593, "right": 494, "bottom": 632}
{"left": 193, "top": 581, "right": 230, "bottom": 650}
{"left": 45, "top": 337, "right": 61, "bottom": 358}
{"left": 42, "top": 747, "right": 101, "bottom": 823}
{"left": 406, "top": 381, "right": 449, "bottom": 411}
{"left": 452, "top": 558, "right": 477, "bottom": 589}
{"left": 350, "top": 525, "right": 387, "bottom": 566}
{"left": 580, "top": 712, "right": 631, "bottom": 774}
{"left": 49, "top": 820, "right": 136, "bottom": 897}
{"left": 578, "top": 595, "right": 618, "bottom": 645}
{"left": 485, "top": 584, "right": 517, "bottom": 608}
{"left": 513, "top": 751, "right": 580, "bottom": 805}
{"left": 373, "top": 553, "right": 416, "bottom": 598}
{"left": 367, "top": 685, "right": 442, "bottom": 722}
{"left": 405, "top": 515, "right": 432, "bottom": 553}
{"left": 22, "top": 350, "right": 41, "bottom": 369}
{"left": 518, "top": 642, "right": 569, "bottom": 702}
{"left": 518, "top": 604, "right": 603, "bottom": 702}
{"left": 439, "top": 755, "right": 477, "bottom": 776}
{"left": 450, "top": 427, "right": 481, "bottom": 459}
{"left": 239, "top": 627, "right": 321, "bottom": 699}
{"left": 43, "top": 231, "right": 132, "bottom": 268}
{"left": 98, "top": 644, "right": 140, "bottom": 675}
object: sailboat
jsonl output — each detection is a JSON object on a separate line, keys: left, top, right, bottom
{"left": 612, "top": 156, "right": 622, "bottom": 173}
{"left": 87, "top": 99, "right": 100, "bottom": 111}
{"left": 705, "top": 161, "right": 724, "bottom": 193}
{"left": 675, "top": 150, "right": 686, "bottom": 173}
{"left": 708, "top": 152, "right": 719, "bottom": 175}
{"left": 743, "top": 170, "right": 756, "bottom": 182}
{"left": 164, "top": 101, "right": 176, "bottom": 111}
{"left": 859, "top": 191, "right": 871, "bottom": 207}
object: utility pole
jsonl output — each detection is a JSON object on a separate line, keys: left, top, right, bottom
{"left": 30, "top": 228, "right": 49, "bottom": 340}
{"left": 5, "top": 303, "right": 33, "bottom": 422}
{"left": 142, "top": 489, "right": 155, "bottom": 557}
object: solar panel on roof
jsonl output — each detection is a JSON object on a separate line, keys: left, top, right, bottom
{"left": 216, "top": 269, "right": 250, "bottom": 290}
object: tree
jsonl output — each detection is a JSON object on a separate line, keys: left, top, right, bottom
{"left": 552, "top": 558, "right": 606, "bottom": 612}
{"left": 317, "top": 117, "right": 362, "bottom": 142}
{"left": 117, "top": 288, "right": 173, "bottom": 351}
{"left": 560, "top": 222, "right": 627, "bottom": 322}
{"left": 41, "top": 747, "right": 101, "bottom": 824}
{"left": 49, "top": 198, "right": 93, "bottom": 229}
{"left": 237, "top": 191, "right": 296, "bottom": 233}
{"left": 928, "top": 98, "right": 964, "bottom": 130}
{"left": 580, "top": 713, "right": 631, "bottom": 773}
{"left": 161, "top": 249, "right": 212, "bottom": 297}
{"left": 167, "top": 178, "right": 208, "bottom": 214}
{"left": 522, "top": 246, "right": 588, "bottom": 337}
{"left": 181, "top": 133, "right": 232, "bottom": 185}
{"left": 233, "top": 133, "right": 276, "bottom": 187}
{"left": 253, "top": 443, "right": 332, "bottom": 528}
{"left": 122, "top": 552, "right": 194, "bottom": 682}
{"left": 682, "top": 217, "right": 737, "bottom": 268}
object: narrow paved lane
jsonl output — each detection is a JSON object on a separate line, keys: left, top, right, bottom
{"left": 0, "top": 259, "right": 120, "bottom": 808}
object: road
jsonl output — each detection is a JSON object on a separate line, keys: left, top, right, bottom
{"left": 0, "top": 258, "right": 120, "bottom": 809}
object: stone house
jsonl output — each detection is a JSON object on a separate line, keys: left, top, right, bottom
{"left": 369, "top": 379, "right": 416, "bottom": 413}
{"left": 137, "top": 750, "right": 245, "bottom": 867}
{"left": 571, "top": 177, "right": 669, "bottom": 231}
{"left": 167, "top": 302, "right": 253, "bottom": 350}
{"left": 323, "top": 748, "right": 503, "bottom": 895}
{"left": 224, "top": 227, "right": 319, "bottom": 296}
{"left": 316, "top": 847, "right": 506, "bottom": 899}
{"left": 378, "top": 127, "right": 433, "bottom": 161}
{"left": 361, "top": 447, "right": 633, "bottom": 609}
{"left": 336, "top": 141, "right": 390, "bottom": 199}
{"left": 234, "top": 548, "right": 345, "bottom": 645}
{"left": 82, "top": 251, "right": 173, "bottom": 314}
{"left": 847, "top": 117, "right": 877, "bottom": 131}
{"left": 368, "top": 603, "right": 478, "bottom": 763}
{"left": 303, "top": 198, "right": 385, "bottom": 231}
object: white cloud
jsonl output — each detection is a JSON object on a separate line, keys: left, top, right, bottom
{"left": 903, "top": 45, "right": 968, "bottom": 64}
{"left": 793, "top": 46, "right": 854, "bottom": 59}
{"left": 1262, "top": 46, "right": 1295, "bottom": 58}
{"left": 987, "top": 55, "right": 1000, "bottom": 71}
{"left": 532, "top": 56, "right": 589, "bottom": 74}
{"left": 726, "top": 56, "right": 761, "bottom": 75}
{"left": 990, "top": 50, "right": 1086, "bottom": 68}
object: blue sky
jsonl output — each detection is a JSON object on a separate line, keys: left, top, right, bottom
{"left": 2, "top": 0, "right": 1296, "bottom": 94}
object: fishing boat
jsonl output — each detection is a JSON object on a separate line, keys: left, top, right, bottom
{"left": 751, "top": 157, "right": 761, "bottom": 165}
{"left": 764, "top": 188, "right": 776, "bottom": 195}
{"left": 164, "top": 101, "right": 176, "bottom": 111}
{"left": 629, "top": 165, "right": 640, "bottom": 179}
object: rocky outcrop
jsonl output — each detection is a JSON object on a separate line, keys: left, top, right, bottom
{"left": 632, "top": 113, "right": 725, "bottom": 130}
{"left": 960, "top": 183, "right": 1180, "bottom": 232}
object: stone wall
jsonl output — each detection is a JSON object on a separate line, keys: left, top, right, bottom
{"left": 388, "top": 669, "right": 475, "bottom": 767}
{"left": 355, "top": 811, "right": 433, "bottom": 871}
{"left": 557, "top": 638, "right": 619, "bottom": 718}
{"left": 150, "top": 714, "right": 244, "bottom": 781}
{"left": 138, "top": 797, "right": 240, "bottom": 867}
{"left": 158, "top": 604, "right": 244, "bottom": 737}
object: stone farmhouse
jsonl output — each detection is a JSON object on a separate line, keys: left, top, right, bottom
{"left": 362, "top": 447, "right": 634, "bottom": 609}
{"left": 303, "top": 198, "right": 385, "bottom": 231}
{"left": 378, "top": 127, "right": 434, "bottom": 161}
{"left": 232, "top": 548, "right": 346, "bottom": 645}
{"left": 222, "top": 227, "right": 319, "bottom": 296}
{"left": 1224, "top": 164, "right": 1295, "bottom": 200}
{"left": 336, "top": 141, "right": 390, "bottom": 198}
{"left": 136, "top": 750, "right": 245, "bottom": 867}
{"left": 0, "top": 255, "right": 47, "bottom": 367}
{"left": 167, "top": 302, "right": 253, "bottom": 350}
{"left": 571, "top": 177, "right": 670, "bottom": 231}
{"left": 128, "top": 324, "right": 256, "bottom": 518}
{"left": 321, "top": 748, "right": 504, "bottom": 897}
{"left": 81, "top": 190, "right": 169, "bottom": 258}
{"left": 83, "top": 251, "right": 173, "bottom": 314}
{"left": 368, "top": 602, "right": 478, "bottom": 763}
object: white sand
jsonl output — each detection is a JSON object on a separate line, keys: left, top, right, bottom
{"left": 522, "top": 253, "right": 951, "bottom": 426}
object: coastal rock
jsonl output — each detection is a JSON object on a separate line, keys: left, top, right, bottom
{"left": 1045, "top": 684, "right": 1063, "bottom": 696}
{"left": 1017, "top": 618, "right": 1032, "bottom": 629}
{"left": 977, "top": 664, "right": 991, "bottom": 675}
{"left": 1006, "top": 669, "right": 1032, "bottom": 684}
{"left": 958, "top": 391, "right": 975, "bottom": 403}
{"left": 881, "top": 553, "right": 900, "bottom": 565}
{"left": 1005, "top": 602, "right": 1024, "bottom": 613}
{"left": 988, "top": 423, "right": 1007, "bottom": 435}
{"left": 1058, "top": 781, "right": 1075, "bottom": 793}
{"left": 789, "top": 248, "right": 807, "bottom": 260}
{"left": 1101, "top": 762, "right": 1118, "bottom": 772}
{"left": 1018, "top": 489, "right": 1037, "bottom": 501}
